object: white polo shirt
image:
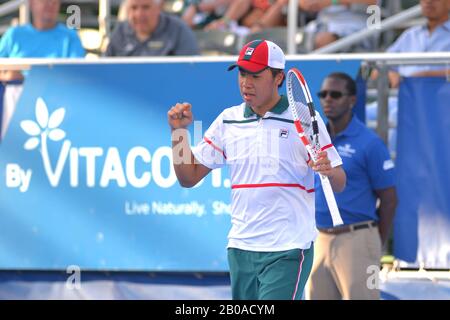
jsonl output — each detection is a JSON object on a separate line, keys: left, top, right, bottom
{"left": 192, "top": 95, "right": 342, "bottom": 252}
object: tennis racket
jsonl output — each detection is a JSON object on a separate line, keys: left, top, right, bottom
{"left": 286, "top": 68, "right": 343, "bottom": 226}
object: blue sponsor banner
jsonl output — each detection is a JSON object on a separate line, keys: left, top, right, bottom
{"left": 0, "top": 59, "right": 360, "bottom": 271}
{"left": 394, "top": 77, "right": 450, "bottom": 268}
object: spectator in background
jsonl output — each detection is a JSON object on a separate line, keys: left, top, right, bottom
{"left": 0, "top": 0, "right": 85, "bottom": 139}
{"left": 205, "top": 0, "right": 290, "bottom": 33}
{"left": 249, "top": 0, "right": 290, "bottom": 33}
{"left": 386, "top": 0, "right": 450, "bottom": 87}
{"left": 301, "top": 0, "right": 378, "bottom": 50}
{"left": 105, "top": 0, "right": 199, "bottom": 56}
{"left": 182, "top": 0, "right": 232, "bottom": 29}
{"left": 368, "top": 0, "right": 450, "bottom": 153}
{"left": 306, "top": 73, "right": 397, "bottom": 300}
{"left": 0, "top": 0, "right": 85, "bottom": 81}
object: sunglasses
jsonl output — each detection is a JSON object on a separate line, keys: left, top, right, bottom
{"left": 317, "top": 90, "right": 349, "bottom": 99}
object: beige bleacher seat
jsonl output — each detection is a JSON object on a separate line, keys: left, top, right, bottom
{"left": 78, "top": 28, "right": 106, "bottom": 58}
{"left": 242, "top": 27, "right": 313, "bottom": 54}
{"left": 194, "top": 29, "right": 238, "bottom": 55}
{"left": 163, "top": 0, "right": 184, "bottom": 16}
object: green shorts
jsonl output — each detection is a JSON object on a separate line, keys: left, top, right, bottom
{"left": 227, "top": 246, "right": 314, "bottom": 300}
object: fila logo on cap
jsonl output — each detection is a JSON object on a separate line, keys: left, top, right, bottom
{"left": 245, "top": 47, "right": 255, "bottom": 56}
{"left": 227, "top": 39, "right": 286, "bottom": 74}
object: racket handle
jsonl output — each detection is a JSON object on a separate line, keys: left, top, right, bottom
{"left": 319, "top": 174, "right": 344, "bottom": 226}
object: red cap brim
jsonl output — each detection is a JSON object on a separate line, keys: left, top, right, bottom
{"left": 227, "top": 60, "right": 268, "bottom": 74}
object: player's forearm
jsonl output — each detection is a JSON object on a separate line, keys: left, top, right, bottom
{"left": 171, "top": 128, "right": 199, "bottom": 187}
{"left": 328, "top": 165, "right": 346, "bottom": 193}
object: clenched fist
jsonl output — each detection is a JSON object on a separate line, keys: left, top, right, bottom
{"left": 168, "top": 102, "right": 194, "bottom": 129}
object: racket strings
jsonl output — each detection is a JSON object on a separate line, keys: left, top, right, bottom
{"left": 287, "top": 73, "right": 313, "bottom": 137}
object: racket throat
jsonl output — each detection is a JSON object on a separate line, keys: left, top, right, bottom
{"left": 311, "top": 119, "right": 319, "bottom": 135}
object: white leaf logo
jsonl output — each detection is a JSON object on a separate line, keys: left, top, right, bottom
{"left": 36, "top": 97, "right": 49, "bottom": 129}
{"left": 48, "top": 108, "right": 66, "bottom": 129}
{"left": 20, "top": 97, "right": 69, "bottom": 190}
{"left": 24, "top": 137, "right": 40, "bottom": 150}
{"left": 48, "top": 129, "right": 66, "bottom": 141}
{"left": 21, "top": 97, "right": 67, "bottom": 150}
{"left": 20, "top": 120, "right": 41, "bottom": 136}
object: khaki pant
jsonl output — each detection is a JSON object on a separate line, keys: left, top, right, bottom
{"left": 306, "top": 223, "right": 382, "bottom": 300}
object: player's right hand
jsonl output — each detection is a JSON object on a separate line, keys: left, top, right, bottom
{"left": 168, "top": 102, "right": 193, "bottom": 129}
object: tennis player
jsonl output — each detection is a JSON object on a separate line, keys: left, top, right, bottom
{"left": 168, "top": 40, "right": 346, "bottom": 300}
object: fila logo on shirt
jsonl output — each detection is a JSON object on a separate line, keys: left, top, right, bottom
{"left": 279, "top": 128, "right": 289, "bottom": 139}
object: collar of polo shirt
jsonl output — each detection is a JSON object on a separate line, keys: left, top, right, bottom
{"left": 243, "top": 95, "right": 289, "bottom": 118}
{"left": 327, "top": 114, "right": 363, "bottom": 138}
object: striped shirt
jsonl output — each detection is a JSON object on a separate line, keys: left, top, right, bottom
{"left": 192, "top": 95, "right": 342, "bottom": 252}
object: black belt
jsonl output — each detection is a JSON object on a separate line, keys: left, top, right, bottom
{"left": 318, "top": 221, "right": 377, "bottom": 235}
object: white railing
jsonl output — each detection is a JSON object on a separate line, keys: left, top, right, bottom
{"left": 0, "top": 0, "right": 29, "bottom": 25}
{"left": 0, "top": 0, "right": 24, "bottom": 17}
{"left": 287, "top": 0, "right": 298, "bottom": 55}
{"left": 1, "top": 52, "right": 450, "bottom": 65}
{"left": 98, "top": 0, "right": 111, "bottom": 40}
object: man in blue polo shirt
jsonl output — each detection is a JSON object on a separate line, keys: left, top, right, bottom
{"left": 0, "top": 0, "right": 85, "bottom": 81}
{"left": 307, "top": 72, "right": 397, "bottom": 300}
{"left": 0, "top": 0, "right": 85, "bottom": 138}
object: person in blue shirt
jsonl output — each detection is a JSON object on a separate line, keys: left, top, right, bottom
{"left": 307, "top": 72, "right": 397, "bottom": 300}
{"left": 386, "top": 0, "right": 450, "bottom": 88}
{"left": 0, "top": 0, "right": 85, "bottom": 81}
